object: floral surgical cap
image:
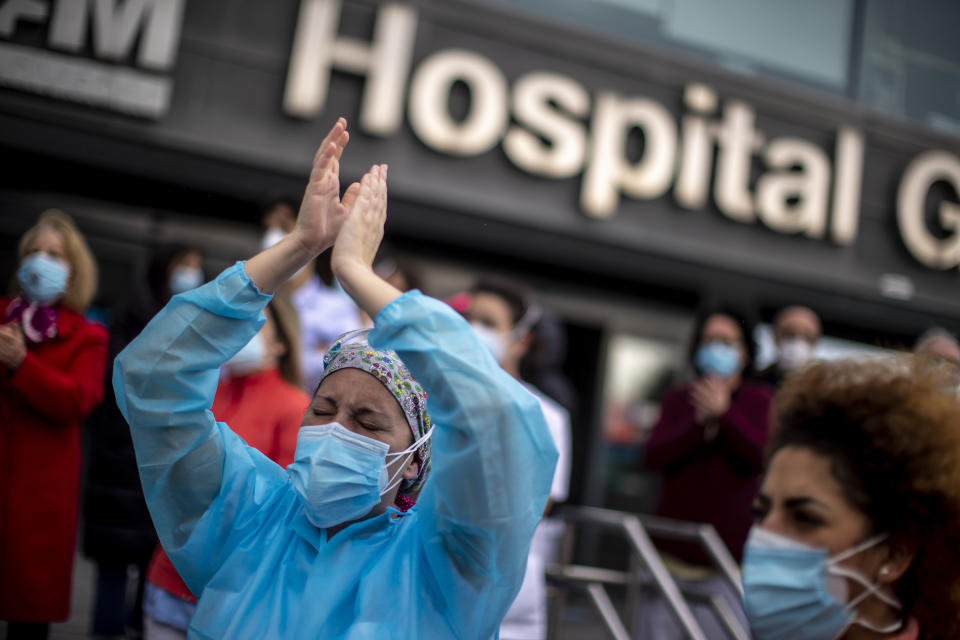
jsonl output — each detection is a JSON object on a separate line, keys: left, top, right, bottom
{"left": 321, "top": 329, "right": 432, "bottom": 501}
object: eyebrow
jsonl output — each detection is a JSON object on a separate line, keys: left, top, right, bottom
{"left": 312, "top": 396, "right": 397, "bottom": 425}
{"left": 783, "top": 496, "right": 831, "bottom": 511}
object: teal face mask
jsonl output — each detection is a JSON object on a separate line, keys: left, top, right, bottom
{"left": 742, "top": 526, "right": 903, "bottom": 640}
{"left": 695, "top": 341, "right": 740, "bottom": 377}
{"left": 17, "top": 253, "right": 69, "bottom": 305}
{"left": 287, "top": 423, "right": 433, "bottom": 529}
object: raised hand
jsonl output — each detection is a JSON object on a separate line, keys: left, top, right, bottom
{"left": 331, "top": 164, "right": 401, "bottom": 320}
{"left": 245, "top": 118, "right": 354, "bottom": 294}
{"left": 332, "top": 164, "right": 388, "bottom": 275}
{"left": 292, "top": 118, "right": 351, "bottom": 255}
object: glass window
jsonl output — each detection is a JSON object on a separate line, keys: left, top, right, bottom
{"left": 473, "top": 0, "right": 853, "bottom": 92}
{"left": 858, "top": 0, "right": 960, "bottom": 135}
{"left": 600, "top": 333, "right": 683, "bottom": 513}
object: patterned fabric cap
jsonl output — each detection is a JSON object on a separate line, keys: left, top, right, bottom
{"left": 321, "top": 329, "right": 432, "bottom": 499}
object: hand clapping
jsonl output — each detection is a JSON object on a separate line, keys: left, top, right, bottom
{"left": 332, "top": 164, "right": 388, "bottom": 276}
{"left": 291, "top": 118, "right": 354, "bottom": 255}
{"left": 0, "top": 323, "right": 26, "bottom": 370}
{"left": 690, "top": 375, "right": 732, "bottom": 425}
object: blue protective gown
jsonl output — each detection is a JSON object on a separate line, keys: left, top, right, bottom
{"left": 113, "top": 263, "right": 557, "bottom": 640}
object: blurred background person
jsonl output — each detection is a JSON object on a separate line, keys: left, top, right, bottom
{"left": 755, "top": 305, "right": 822, "bottom": 388}
{"left": 520, "top": 309, "right": 578, "bottom": 419}
{"left": 83, "top": 243, "right": 204, "bottom": 640}
{"left": 463, "top": 277, "right": 572, "bottom": 640}
{"left": 912, "top": 326, "right": 960, "bottom": 365}
{"left": 261, "top": 198, "right": 358, "bottom": 393}
{"left": 142, "top": 295, "right": 310, "bottom": 639}
{"left": 745, "top": 357, "right": 960, "bottom": 640}
{"left": 0, "top": 210, "right": 108, "bottom": 639}
{"left": 639, "top": 306, "right": 772, "bottom": 638}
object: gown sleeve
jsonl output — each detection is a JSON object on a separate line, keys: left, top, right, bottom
{"left": 113, "top": 262, "right": 288, "bottom": 594}
{"left": 369, "top": 291, "right": 558, "bottom": 639}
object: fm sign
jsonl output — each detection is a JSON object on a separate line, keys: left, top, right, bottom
{"left": 284, "top": 0, "right": 960, "bottom": 271}
{"left": 0, "top": 0, "right": 184, "bottom": 118}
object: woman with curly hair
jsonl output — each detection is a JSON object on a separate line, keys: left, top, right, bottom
{"left": 744, "top": 356, "right": 960, "bottom": 640}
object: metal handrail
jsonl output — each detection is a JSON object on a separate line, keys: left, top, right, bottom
{"left": 634, "top": 513, "right": 743, "bottom": 596}
{"left": 545, "top": 505, "right": 746, "bottom": 640}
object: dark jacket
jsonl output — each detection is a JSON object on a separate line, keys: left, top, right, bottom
{"left": 644, "top": 380, "right": 773, "bottom": 564}
{"left": 83, "top": 279, "right": 165, "bottom": 565}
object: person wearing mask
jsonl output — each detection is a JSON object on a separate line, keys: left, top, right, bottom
{"left": 465, "top": 277, "right": 572, "bottom": 640}
{"left": 112, "top": 119, "right": 557, "bottom": 638}
{"left": 83, "top": 243, "right": 204, "bottom": 640}
{"left": 744, "top": 356, "right": 960, "bottom": 640}
{"left": 639, "top": 306, "right": 773, "bottom": 638}
{"left": 912, "top": 326, "right": 960, "bottom": 365}
{"left": 519, "top": 309, "right": 578, "bottom": 419}
{"left": 755, "top": 305, "right": 822, "bottom": 388}
{"left": 260, "top": 198, "right": 358, "bottom": 394}
{"left": 0, "top": 210, "right": 108, "bottom": 639}
{"left": 142, "top": 295, "right": 310, "bottom": 639}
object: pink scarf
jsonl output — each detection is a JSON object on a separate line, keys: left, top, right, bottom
{"left": 5, "top": 297, "right": 58, "bottom": 344}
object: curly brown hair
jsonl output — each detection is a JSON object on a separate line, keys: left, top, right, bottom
{"left": 772, "top": 356, "right": 960, "bottom": 639}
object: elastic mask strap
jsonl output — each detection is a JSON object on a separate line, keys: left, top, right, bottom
{"left": 827, "top": 533, "right": 902, "bottom": 610}
{"left": 831, "top": 565, "right": 903, "bottom": 610}
{"left": 852, "top": 616, "right": 904, "bottom": 635}
{"left": 382, "top": 427, "right": 435, "bottom": 495}
{"left": 829, "top": 533, "right": 887, "bottom": 564}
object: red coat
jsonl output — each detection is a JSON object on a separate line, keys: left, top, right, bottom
{"left": 0, "top": 298, "right": 108, "bottom": 621}
{"left": 146, "top": 367, "right": 309, "bottom": 602}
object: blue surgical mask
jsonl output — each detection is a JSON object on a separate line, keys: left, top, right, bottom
{"left": 742, "top": 526, "right": 903, "bottom": 640}
{"left": 695, "top": 342, "right": 741, "bottom": 377}
{"left": 169, "top": 265, "right": 203, "bottom": 294}
{"left": 17, "top": 253, "right": 69, "bottom": 305}
{"left": 224, "top": 332, "right": 267, "bottom": 376}
{"left": 287, "top": 423, "right": 434, "bottom": 529}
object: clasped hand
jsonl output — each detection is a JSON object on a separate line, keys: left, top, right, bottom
{"left": 291, "top": 117, "right": 388, "bottom": 273}
{"left": 690, "top": 375, "right": 732, "bottom": 425}
{"left": 0, "top": 322, "right": 26, "bottom": 370}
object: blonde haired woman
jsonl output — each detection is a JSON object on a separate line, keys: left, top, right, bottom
{"left": 0, "top": 210, "right": 108, "bottom": 639}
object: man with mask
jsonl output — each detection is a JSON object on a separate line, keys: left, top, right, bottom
{"left": 464, "top": 277, "right": 572, "bottom": 640}
{"left": 756, "top": 306, "right": 822, "bottom": 388}
{"left": 913, "top": 326, "right": 960, "bottom": 365}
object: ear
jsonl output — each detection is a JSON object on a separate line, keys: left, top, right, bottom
{"left": 271, "top": 340, "right": 287, "bottom": 358}
{"left": 511, "top": 330, "right": 533, "bottom": 360}
{"left": 402, "top": 455, "right": 420, "bottom": 481}
{"left": 876, "top": 542, "right": 915, "bottom": 584}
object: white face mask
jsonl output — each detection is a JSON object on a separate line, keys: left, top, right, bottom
{"left": 471, "top": 322, "right": 508, "bottom": 363}
{"left": 169, "top": 265, "right": 204, "bottom": 294}
{"left": 778, "top": 337, "right": 814, "bottom": 371}
{"left": 225, "top": 332, "right": 267, "bottom": 375}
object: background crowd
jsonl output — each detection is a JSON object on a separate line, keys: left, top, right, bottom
{"left": 2, "top": 205, "right": 960, "bottom": 640}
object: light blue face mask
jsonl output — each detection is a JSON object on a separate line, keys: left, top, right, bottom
{"left": 742, "top": 526, "right": 903, "bottom": 640}
{"left": 287, "top": 423, "right": 434, "bottom": 529}
{"left": 17, "top": 253, "right": 69, "bottom": 305}
{"left": 695, "top": 341, "right": 741, "bottom": 377}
